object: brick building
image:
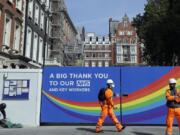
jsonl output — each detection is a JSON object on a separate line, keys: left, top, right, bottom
{"left": 0, "top": 0, "right": 28, "bottom": 68}
{"left": 83, "top": 33, "right": 112, "bottom": 67}
{"left": 0, "top": 0, "right": 82, "bottom": 68}
{"left": 109, "top": 14, "right": 141, "bottom": 65}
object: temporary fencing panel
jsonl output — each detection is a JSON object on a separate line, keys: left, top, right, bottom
{"left": 41, "top": 67, "right": 121, "bottom": 123}
{"left": 121, "top": 67, "right": 180, "bottom": 124}
{"left": 0, "top": 69, "right": 42, "bottom": 127}
{"left": 41, "top": 66, "right": 180, "bottom": 124}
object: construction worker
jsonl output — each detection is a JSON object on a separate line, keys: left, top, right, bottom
{"left": 165, "top": 78, "right": 180, "bottom": 135}
{"left": 95, "top": 79, "right": 125, "bottom": 133}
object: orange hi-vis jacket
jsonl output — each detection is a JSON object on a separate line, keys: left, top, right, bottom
{"left": 104, "top": 88, "right": 114, "bottom": 107}
{"left": 96, "top": 88, "right": 123, "bottom": 132}
{"left": 166, "top": 89, "right": 180, "bottom": 107}
{"left": 165, "top": 88, "right": 180, "bottom": 135}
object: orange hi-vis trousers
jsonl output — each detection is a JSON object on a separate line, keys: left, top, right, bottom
{"left": 166, "top": 108, "right": 180, "bottom": 135}
{"left": 96, "top": 105, "right": 123, "bottom": 132}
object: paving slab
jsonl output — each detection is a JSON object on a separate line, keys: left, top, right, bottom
{"left": 0, "top": 126, "right": 179, "bottom": 135}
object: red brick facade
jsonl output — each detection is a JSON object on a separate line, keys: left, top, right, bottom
{"left": 0, "top": 0, "right": 24, "bottom": 51}
{"left": 109, "top": 15, "right": 141, "bottom": 65}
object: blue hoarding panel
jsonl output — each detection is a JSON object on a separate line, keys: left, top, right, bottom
{"left": 121, "top": 67, "right": 176, "bottom": 124}
{"left": 41, "top": 66, "right": 180, "bottom": 125}
{"left": 41, "top": 67, "right": 121, "bottom": 123}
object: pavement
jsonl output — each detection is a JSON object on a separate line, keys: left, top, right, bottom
{"left": 0, "top": 126, "right": 179, "bottom": 135}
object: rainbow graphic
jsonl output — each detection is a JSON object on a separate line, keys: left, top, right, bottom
{"left": 41, "top": 67, "right": 180, "bottom": 124}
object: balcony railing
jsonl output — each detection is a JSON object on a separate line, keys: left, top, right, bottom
{"left": 84, "top": 49, "right": 111, "bottom": 53}
{"left": 84, "top": 57, "right": 112, "bottom": 61}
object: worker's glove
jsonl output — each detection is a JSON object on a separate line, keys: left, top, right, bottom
{"left": 175, "top": 96, "right": 180, "bottom": 103}
{"left": 113, "top": 93, "right": 120, "bottom": 97}
{"left": 177, "top": 92, "right": 180, "bottom": 97}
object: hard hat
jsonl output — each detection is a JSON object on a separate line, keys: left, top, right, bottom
{"left": 106, "top": 79, "right": 115, "bottom": 88}
{"left": 169, "top": 78, "right": 176, "bottom": 84}
{"left": 106, "top": 79, "right": 114, "bottom": 84}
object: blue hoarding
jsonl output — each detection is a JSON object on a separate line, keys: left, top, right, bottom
{"left": 41, "top": 67, "right": 121, "bottom": 123}
{"left": 41, "top": 66, "right": 180, "bottom": 124}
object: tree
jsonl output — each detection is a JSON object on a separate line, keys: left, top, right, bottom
{"left": 133, "top": 0, "right": 180, "bottom": 65}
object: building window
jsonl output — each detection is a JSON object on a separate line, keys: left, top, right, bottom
{"left": 84, "top": 54, "right": 87, "bottom": 58}
{"left": 92, "top": 38, "right": 96, "bottom": 44}
{"left": 32, "top": 32, "right": 38, "bottom": 61}
{"left": 48, "top": 19, "right": 52, "bottom": 37}
{"left": 3, "top": 14, "right": 12, "bottom": 47}
{"left": 119, "top": 31, "right": 124, "bottom": 36}
{"left": 130, "top": 46, "right": 135, "bottom": 54}
{"left": 116, "top": 56, "right": 121, "bottom": 63}
{"left": 98, "top": 61, "right": 102, "bottom": 67}
{"left": 98, "top": 38, "right": 102, "bottom": 44}
{"left": 123, "top": 39, "right": 129, "bottom": 44}
{"left": 131, "top": 56, "right": 136, "bottom": 63}
{"left": 14, "top": 22, "right": 21, "bottom": 51}
{"left": 130, "top": 39, "right": 133, "bottom": 44}
{"left": 0, "top": 8, "right": 2, "bottom": 18}
{"left": 28, "top": 0, "right": 33, "bottom": 18}
{"left": 46, "top": 18, "right": 49, "bottom": 34}
{"left": 34, "top": 4, "right": 39, "bottom": 25}
{"left": 38, "top": 37, "right": 43, "bottom": 64}
{"left": 92, "top": 45, "right": 96, "bottom": 49}
{"left": 117, "top": 46, "right": 121, "bottom": 54}
{"left": 127, "top": 31, "right": 132, "bottom": 36}
{"left": 105, "top": 38, "right": 109, "bottom": 44}
{"left": 85, "top": 62, "right": 89, "bottom": 67}
{"left": 40, "top": 10, "right": 44, "bottom": 30}
{"left": 105, "top": 61, "right": 109, "bottom": 67}
{"left": 117, "top": 40, "right": 122, "bottom": 44}
{"left": 96, "top": 37, "right": 98, "bottom": 42}
{"left": 105, "top": 45, "right": 109, "bottom": 50}
{"left": 46, "top": 0, "right": 50, "bottom": 9}
{"left": 124, "top": 21, "right": 127, "bottom": 27}
{"left": 98, "top": 45, "right": 103, "bottom": 50}
{"left": 25, "top": 27, "right": 32, "bottom": 58}
{"left": 105, "top": 53, "right": 109, "bottom": 58}
{"left": 98, "top": 53, "right": 103, "bottom": 57}
{"left": 123, "top": 46, "right": 130, "bottom": 55}
{"left": 85, "top": 38, "right": 89, "bottom": 44}
{"left": 124, "top": 54, "right": 130, "bottom": 62}
{"left": 92, "top": 61, "right": 96, "bottom": 67}
{"left": 102, "top": 36, "right": 105, "bottom": 41}
{"left": 16, "top": 0, "right": 22, "bottom": 11}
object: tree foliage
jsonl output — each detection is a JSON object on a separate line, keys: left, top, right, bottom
{"left": 133, "top": 0, "right": 180, "bottom": 65}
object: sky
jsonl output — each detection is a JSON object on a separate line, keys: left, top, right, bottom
{"left": 65, "top": 0, "right": 147, "bottom": 36}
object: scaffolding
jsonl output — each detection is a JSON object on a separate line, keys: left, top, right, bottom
{"left": 50, "top": 0, "right": 67, "bottom": 65}
{"left": 50, "top": 0, "right": 82, "bottom": 66}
